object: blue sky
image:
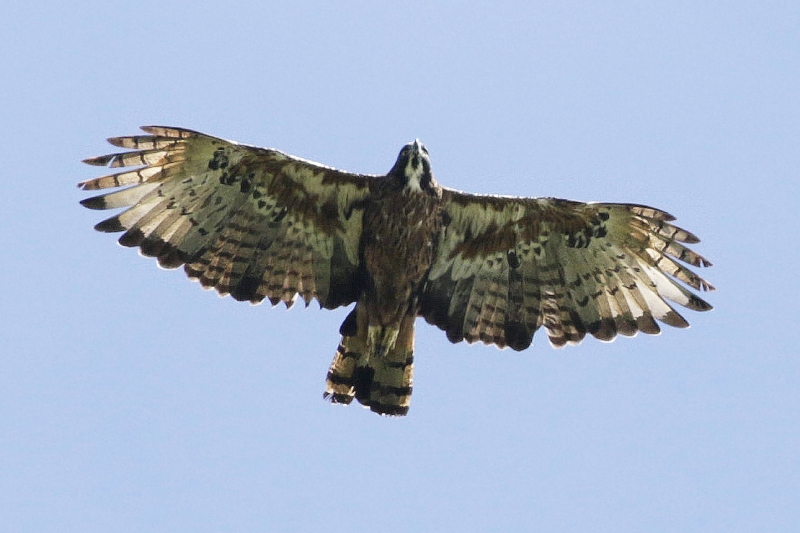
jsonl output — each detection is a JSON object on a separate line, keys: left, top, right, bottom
{"left": 1, "top": 1, "right": 798, "bottom": 531}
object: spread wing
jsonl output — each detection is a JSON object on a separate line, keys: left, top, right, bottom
{"left": 80, "top": 126, "right": 372, "bottom": 309}
{"left": 419, "top": 190, "right": 714, "bottom": 350}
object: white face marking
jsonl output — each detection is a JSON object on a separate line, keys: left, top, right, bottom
{"left": 403, "top": 139, "right": 428, "bottom": 192}
{"left": 405, "top": 159, "right": 424, "bottom": 191}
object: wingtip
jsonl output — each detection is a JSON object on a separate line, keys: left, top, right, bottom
{"left": 80, "top": 195, "right": 107, "bottom": 210}
{"left": 688, "top": 294, "right": 714, "bottom": 311}
{"left": 139, "top": 125, "right": 197, "bottom": 138}
{"left": 682, "top": 232, "right": 700, "bottom": 244}
{"left": 660, "top": 309, "right": 691, "bottom": 328}
{"left": 93, "top": 217, "right": 125, "bottom": 233}
{"left": 82, "top": 155, "right": 111, "bottom": 167}
{"left": 106, "top": 136, "right": 131, "bottom": 148}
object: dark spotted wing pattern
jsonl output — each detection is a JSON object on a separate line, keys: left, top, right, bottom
{"left": 419, "top": 191, "right": 714, "bottom": 350}
{"left": 80, "top": 126, "right": 372, "bottom": 309}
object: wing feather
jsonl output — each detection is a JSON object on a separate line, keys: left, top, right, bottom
{"left": 419, "top": 191, "right": 713, "bottom": 350}
{"left": 80, "top": 126, "right": 372, "bottom": 309}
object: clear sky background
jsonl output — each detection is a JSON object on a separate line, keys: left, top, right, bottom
{"left": 1, "top": 1, "right": 798, "bottom": 532}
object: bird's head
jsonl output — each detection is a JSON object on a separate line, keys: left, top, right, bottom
{"left": 389, "top": 139, "right": 437, "bottom": 193}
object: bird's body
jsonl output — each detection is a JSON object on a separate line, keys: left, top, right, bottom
{"left": 80, "top": 127, "right": 713, "bottom": 416}
{"left": 327, "top": 147, "right": 444, "bottom": 414}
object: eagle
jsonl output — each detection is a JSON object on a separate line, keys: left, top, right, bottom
{"left": 80, "top": 126, "right": 713, "bottom": 416}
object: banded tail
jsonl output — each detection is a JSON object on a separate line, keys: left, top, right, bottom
{"left": 324, "top": 305, "right": 415, "bottom": 416}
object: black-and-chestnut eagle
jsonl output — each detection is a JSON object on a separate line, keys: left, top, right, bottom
{"left": 80, "top": 127, "right": 713, "bottom": 416}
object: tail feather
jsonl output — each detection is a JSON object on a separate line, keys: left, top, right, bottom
{"left": 324, "top": 307, "right": 415, "bottom": 416}
{"left": 324, "top": 341, "right": 362, "bottom": 405}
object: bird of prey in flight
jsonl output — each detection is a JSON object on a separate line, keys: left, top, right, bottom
{"left": 80, "top": 127, "right": 713, "bottom": 416}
